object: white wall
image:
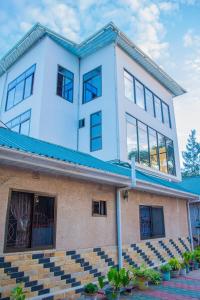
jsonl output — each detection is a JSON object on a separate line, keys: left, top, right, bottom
{"left": 115, "top": 46, "right": 181, "bottom": 180}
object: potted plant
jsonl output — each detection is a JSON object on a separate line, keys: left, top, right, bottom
{"left": 146, "top": 269, "right": 162, "bottom": 285}
{"left": 11, "top": 285, "right": 26, "bottom": 300}
{"left": 83, "top": 283, "right": 98, "bottom": 300}
{"left": 193, "top": 250, "right": 200, "bottom": 269}
{"left": 106, "top": 267, "right": 123, "bottom": 299}
{"left": 182, "top": 251, "right": 192, "bottom": 273}
{"left": 132, "top": 265, "right": 149, "bottom": 290}
{"left": 98, "top": 276, "right": 107, "bottom": 297}
{"left": 169, "top": 258, "right": 181, "bottom": 278}
{"left": 160, "top": 264, "right": 171, "bottom": 281}
{"left": 180, "top": 262, "right": 187, "bottom": 276}
{"left": 120, "top": 268, "right": 133, "bottom": 295}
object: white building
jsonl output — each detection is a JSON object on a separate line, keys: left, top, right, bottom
{"left": 0, "top": 22, "right": 185, "bottom": 181}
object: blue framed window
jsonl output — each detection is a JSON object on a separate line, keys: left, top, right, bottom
{"left": 83, "top": 66, "right": 102, "bottom": 103}
{"left": 6, "top": 110, "right": 31, "bottom": 136}
{"left": 6, "top": 65, "right": 36, "bottom": 111}
{"left": 57, "top": 66, "right": 74, "bottom": 102}
{"left": 90, "top": 111, "right": 102, "bottom": 152}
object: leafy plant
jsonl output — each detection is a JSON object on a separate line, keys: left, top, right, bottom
{"left": 120, "top": 268, "right": 131, "bottom": 288}
{"left": 180, "top": 261, "right": 186, "bottom": 269}
{"left": 146, "top": 269, "right": 161, "bottom": 285}
{"left": 131, "top": 264, "right": 149, "bottom": 281}
{"left": 84, "top": 283, "right": 98, "bottom": 295}
{"left": 98, "top": 276, "right": 106, "bottom": 290}
{"left": 193, "top": 250, "right": 200, "bottom": 263}
{"left": 160, "top": 263, "right": 171, "bottom": 273}
{"left": 168, "top": 258, "right": 181, "bottom": 271}
{"left": 11, "top": 285, "right": 25, "bottom": 300}
{"left": 182, "top": 251, "right": 192, "bottom": 266}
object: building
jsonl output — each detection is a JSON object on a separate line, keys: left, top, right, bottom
{"left": 0, "top": 23, "right": 199, "bottom": 300}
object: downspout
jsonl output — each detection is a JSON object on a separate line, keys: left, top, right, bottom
{"left": 187, "top": 199, "right": 194, "bottom": 250}
{"left": 116, "top": 157, "right": 136, "bottom": 269}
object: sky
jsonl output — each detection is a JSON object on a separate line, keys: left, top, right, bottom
{"left": 0, "top": 0, "right": 200, "bottom": 163}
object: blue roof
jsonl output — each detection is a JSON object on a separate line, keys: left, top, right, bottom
{"left": 179, "top": 176, "right": 200, "bottom": 196}
{"left": 0, "top": 127, "right": 198, "bottom": 197}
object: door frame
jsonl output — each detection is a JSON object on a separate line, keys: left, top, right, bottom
{"left": 4, "top": 188, "right": 57, "bottom": 253}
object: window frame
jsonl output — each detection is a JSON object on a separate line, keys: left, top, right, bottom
{"left": 56, "top": 65, "right": 74, "bottom": 103}
{"left": 5, "top": 64, "right": 36, "bottom": 111}
{"left": 139, "top": 205, "right": 165, "bottom": 240}
{"left": 90, "top": 111, "right": 102, "bottom": 152}
{"left": 82, "top": 66, "right": 102, "bottom": 104}
{"left": 6, "top": 109, "right": 31, "bottom": 136}
{"left": 92, "top": 200, "right": 107, "bottom": 217}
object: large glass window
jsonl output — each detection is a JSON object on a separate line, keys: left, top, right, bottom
{"left": 149, "top": 128, "right": 159, "bottom": 170}
{"left": 124, "top": 70, "right": 134, "bottom": 101}
{"left": 57, "top": 66, "right": 74, "bottom": 102}
{"left": 6, "top": 110, "right": 31, "bottom": 136}
{"left": 158, "top": 133, "right": 168, "bottom": 173}
{"left": 145, "top": 88, "right": 155, "bottom": 117}
{"left": 154, "top": 96, "right": 163, "bottom": 122}
{"left": 83, "top": 66, "right": 102, "bottom": 103}
{"left": 140, "top": 205, "right": 165, "bottom": 240}
{"left": 126, "top": 116, "right": 138, "bottom": 161}
{"left": 166, "top": 138, "right": 176, "bottom": 175}
{"left": 138, "top": 121, "right": 149, "bottom": 167}
{"left": 90, "top": 111, "right": 102, "bottom": 151}
{"left": 6, "top": 65, "right": 36, "bottom": 111}
{"left": 135, "top": 80, "right": 145, "bottom": 109}
{"left": 162, "top": 102, "right": 171, "bottom": 128}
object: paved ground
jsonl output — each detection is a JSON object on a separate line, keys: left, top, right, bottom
{"left": 123, "top": 270, "right": 200, "bottom": 300}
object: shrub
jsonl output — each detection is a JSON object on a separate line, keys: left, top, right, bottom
{"left": 146, "top": 269, "right": 161, "bottom": 285}
{"left": 193, "top": 250, "right": 200, "bottom": 263}
{"left": 160, "top": 263, "right": 171, "bottom": 273}
{"left": 107, "top": 268, "right": 123, "bottom": 291}
{"left": 98, "top": 276, "right": 106, "bottom": 289}
{"left": 168, "top": 258, "right": 181, "bottom": 271}
{"left": 84, "top": 283, "right": 98, "bottom": 295}
{"left": 182, "top": 251, "right": 192, "bottom": 266}
{"left": 131, "top": 264, "right": 149, "bottom": 281}
{"left": 11, "top": 285, "right": 25, "bottom": 300}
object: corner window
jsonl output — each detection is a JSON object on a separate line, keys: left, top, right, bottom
{"left": 6, "top": 65, "right": 36, "bottom": 111}
{"left": 83, "top": 66, "right": 102, "bottom": 103}
{"left": 138, "top": 121, "right": 149, "bottom": 167}
{"left": 92, "top": 200, "right": 107, "bottom": 216}
{"left": 6, "top": 110, "right": 31, "bottom": 136}
{"left": 140, "top": 205, "right": 165, "bottom": 240}
{"left": 149, "top": 128, "right": 159, "bottom": 170}
{"left": 145, "top": 88, "right": 155, "bottom": 117}
{"left": 158, "top": 133, "right": 168, "bottom": 173}
{"left": 135, "top": 80, "right": 145, "bottom": 109}
{"left": 124, "top": 70, "right": 134, "bottom": 102}
{"left": 126, "top": 115, "right": 138, "bottom": 162}
{"left": 162, "top": 102, "right": 171, "bottom": 128}
{"left": 166, "top": 138, "right": 176, "bottom": 175}
{"left": 154, "top": 96, "right": 163, "bottom": 123}
{"left": 57, "top": 66, "right": 74, "bottom": 102}
{"left": 90, "top": 111, "right": 102, "bottom": 152}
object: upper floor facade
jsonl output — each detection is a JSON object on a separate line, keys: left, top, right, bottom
{"left": 0, "top": 23, "right": 185, "bottom": 181}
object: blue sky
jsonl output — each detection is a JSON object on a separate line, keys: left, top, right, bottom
{"left": 0, "top": 0, "right": 200, "bottom": 161}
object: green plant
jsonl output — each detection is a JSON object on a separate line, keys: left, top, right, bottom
{"left": 146, "top": 269, "right": 161, "bottom": 285}
{"left": 131, "top": 264, "right": 149, "bottom": 280}
{"left": 11, "top": 285, "right": 25, "bottom": 300}
{"left": 98, "top": 276, "right": 106, "bottom": 290}
{"left": 107, "top": 268, "right": 123, "bottom": 291}
{"left": 193, "top": 250, "right": 200, "bottom": 263}
{"left": 168, "top": 258, "right": 181, "bottom": 271}
{"left": 120, "top": 268, "right": 131, "bottom": 288}
{"left": 160, "top": 264, "right": 171, "bottom": 273}
{"left": 84, "top": 283, "right": 98, "bottom": 295}
{"left": 180, "top": 261, "right": 186, "bottom": 269}
{"left": 182, "top": 251, "right": 192, "bottom": 266}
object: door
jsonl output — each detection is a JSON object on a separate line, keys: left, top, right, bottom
{"left": 5, "top": 191, "right": 55, "bottom": 252}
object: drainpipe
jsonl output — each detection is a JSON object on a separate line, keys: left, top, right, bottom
{"left": 187, "top": 199, "right": 194, "bottom": 250}
{"left": 116, "top": 157, "right": 136, "bottom": 269}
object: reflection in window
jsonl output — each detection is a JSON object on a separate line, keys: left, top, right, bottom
{"left": 162, "top": 102, "right": 171, "bottom": 128}
{"left": 57, "top": 66, "right": 74, "bottom": 102}
{"left": 6, "top": 65, "right": 35, "bottom": 111}
{"left": 158, "top": 133, "right": 167, "bottom": 173}
{"left": 83, "top": 66, "right": 102, "bottom": 103}
{"left": 145, "top": 88, "right": 155, "bottom": 117}
{"left": 126, "top": 116, "right": 138, "bottom": 161}
{"left": 138, "top": 121, "right": 149, "bottom": 166}
{"left": 90, "top": 111, "right": 102, "bottom": 151}
{"left": 154, "top": 96, "right": 163, "bottom": 122}
{"left": 6, "top": 110, "right": 31, "bottom": 136}
{"left": 124, "top": 70, "right": 134, "bottom": 101}
{"left": 166, "top": 138, "right": 176, "bottom": 175}
{"left": 149, "top": 128, "right": 159, "bottom": 170}
{"left": 135, "top": 80, "right": 145, "bottom": 109}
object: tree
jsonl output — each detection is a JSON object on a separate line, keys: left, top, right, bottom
{"left": 182, "top": 129, "right": 200, "bottom": 176}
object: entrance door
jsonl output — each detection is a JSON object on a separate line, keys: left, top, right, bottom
{"left": 5, "top": 191, "right": 55, "bottom": 252}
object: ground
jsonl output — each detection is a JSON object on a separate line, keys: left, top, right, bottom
{"left": 122, "top": 270, "right": 200, "bottom": 300}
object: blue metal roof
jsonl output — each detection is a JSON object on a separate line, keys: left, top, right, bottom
{"left": 0, "top": 127, "right": 198, "bottom": 196}
{"left": 179, "top": 176, "right": 200, "bottom": 196}
{"left": 0, "top": 22, "right": 185, "bottom": 97}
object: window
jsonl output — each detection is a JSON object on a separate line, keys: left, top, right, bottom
{"left": 83, "top": 66, "right": 102, "bottom": 103}
{"left": 6, "top": 110, "right": 31, "bottom": 136}
{"left": 140, "top": 205, "right": 165, "bottom": 240}
{"left": 90, "top": 111, "right": 102, "bottom": 151}
{"left": 162, "top": 102, "right": 171, "bottom": 128}
{"left": 138, "top": 121, "right": 149, "bottom": 167}
{"left": 79, "top": 119, "right": 85, "bottom": 128}
{"left": 57, "top": 66, "right": 74, "bottom": 102}
{"left": 6, "top": 65, "right": 36, "bottom": 111}
{"left": 126, "top": 114, "right": 176, "bottom": 175}
{"left": 92, "top": 200, "right": 107, "bottom": 216}
{"left": 149, "top": 128, "right": 159, "bottom": 170}
{"left": 126, "top": 115, "right": 138, "bottom": 162}
{"left": 154, "top": 96, "right": 163, "bottom": 122}
{"left": 5, "top": 191, "right": 55, "bottom": 251}
{"left": 145, "top": 88, "right": 155, "bottom": 117}
{"left": 158, "top": 133, "right": 168, "bottom": 173}
{"left": 124, "top": 70, "right": 134, "bottom": 101}
{"left": 135, "top": 80, "right": 145, "bottom": 109}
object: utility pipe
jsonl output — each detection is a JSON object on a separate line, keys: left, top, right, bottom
{"left": 187, "top": 199, "right": 194, "bottom": 250}
{"left": 116, "top": 156, "right": 136, "bottom": 269}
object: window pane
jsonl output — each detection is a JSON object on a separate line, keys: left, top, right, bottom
{"left": 154, "top": 96, "right": 163, "bottom": 122}
{"left": 91, "top": 137, "right": 102, "bottom": 151}
{"left": 135, "top": 80, "right": 145, "bottom": 109}
{"left": 20, "top": 120, "right": 30, "bottom": 135}
{"left": 24, "top": 75, "right": 33, "bottom": 99}
{"left": 91, "top": 111, "right": 101, "bottom": 126}
{"left": 6, "top": 88, "right": 15, "bottom": 110}
{"left": 124, "top": 70, "right": 134, "bottom": 101}
{"left": 83, "top": 67, "right": 102, "bottom": 103}
{"left": 151, "top": 207, "right": 165, "bottom": 237}
{"left": 14, "top": 81, "right": 25, "bottom": 105}
{"left": 93, "top": 201, "right": 100, "bottom": 214}
{"left": 140, "top": 206, "right": 151, "bottom": 239}
{"left": 158, "top": 133, "right": 167, "bottom": 173}
{"left": 12, "top": 124, "right": 20, "bottom": 133}
{"left": 91, "top": 126, "right": 101, "bottom": 138}
{"left": 138, "top": 121, "right": 149, "bottom": 166}
{"left": 149, "top": 128, "right": 159, "bottom": 170}
{"left": 145, "top": 89, "right": 154, "bottom": 117}
{"left": 166, "top": 138, "right": 176, "bottom": 175}
{"left": 57, "top": 67, "right": 74, "bottom": 102}
{"left": 127, "top": 119, "right": 138, "bottom": 161}
{"left": 90, "top": 111, "right": 102, "bottom": 152}
{"left": 162, "top": 102, "right": 170, "bottom": 127}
